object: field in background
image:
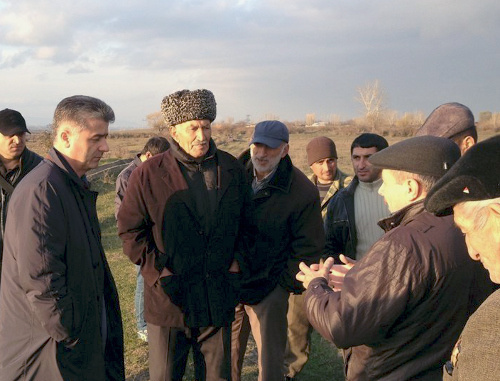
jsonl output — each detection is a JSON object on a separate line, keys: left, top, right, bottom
{"left": 26, "top": 126, "right": 498, "bottom": 380}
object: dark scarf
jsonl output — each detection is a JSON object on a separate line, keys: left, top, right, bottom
{"left": 167, "top": 136, "right": 218, "bottom": 235}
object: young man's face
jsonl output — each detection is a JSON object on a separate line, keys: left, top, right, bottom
{"left": 454, "top": 202, "right": 500, "bottom": 284}
{"left": 310, "top": 158, "right": 337, "bottom": 184}
{"left": 0, "top": 131, "right": 26, "bottom": 162}
{"left": 351, "top": 146, "right": 381, "bottom": 183}
{"left": 171, "top": 119, "right": 211, "bottom": 158}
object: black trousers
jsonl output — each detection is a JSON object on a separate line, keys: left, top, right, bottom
{"left": 148, "top": 323, "right": 231, "bottom": 381}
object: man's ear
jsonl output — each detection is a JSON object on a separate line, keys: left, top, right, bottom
{"left": 59, "top": 128, "right": 72, "bottom": 148}
{"left": 407, "top": 178, "right": 422, "bottom": 201}
{"left": 281, "top": 144, "right": 290, "bottom": 158}
{"left": 169, "top": 126, "right": 177, "bottom": 142}
{"left": 461, "top": 136, "right": 475, "bottom": 153}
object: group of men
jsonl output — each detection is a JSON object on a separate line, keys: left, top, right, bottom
{"left": 0, "top": 91, "right": 498, "bottom": 381}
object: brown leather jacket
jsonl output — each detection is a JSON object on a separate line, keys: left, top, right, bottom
{"left": 305, "top": 201, "right": 493, "bottom": 380}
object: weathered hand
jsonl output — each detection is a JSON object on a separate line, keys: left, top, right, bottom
{"left": 296, "top": 257, "right": 335, "bottom": 289}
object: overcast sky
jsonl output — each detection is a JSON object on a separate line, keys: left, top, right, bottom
{"left": 1, "top": 0, "right": 499, "bottom": 128}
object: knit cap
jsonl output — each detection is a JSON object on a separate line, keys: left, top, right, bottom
{"left": 306, "top": 136, "right": 338, "bottom": 165}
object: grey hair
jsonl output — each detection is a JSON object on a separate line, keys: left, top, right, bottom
{"left": 391, "top": 170, "right": 439, "bottom": 193}
{"left": 52, "top": 95, "right": 115, "bottom": 132}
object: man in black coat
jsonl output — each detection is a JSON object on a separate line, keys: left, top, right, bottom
{"left": 231, "top": 121, "right": 324, "bottom": 381}
{"left": 297, "top": 136, "right": 493, "bottom": 380}
{"left": 0, "top": 96, "right": 124, "bottom": 381}
{"left": 0, "top": 108, "right": 42, "bottom": 283}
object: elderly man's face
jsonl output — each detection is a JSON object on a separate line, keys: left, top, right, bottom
{"left": 171, "top": 119, "right": 211, "bottom": 158}
{"left": 311, "top": 158, "right": 337, "bottom": 184}
{"left": 250, "top": 142, "right": 288, "bottom": 179}
{"left": 454, "top": 202, "right": 500, "bottom": 284}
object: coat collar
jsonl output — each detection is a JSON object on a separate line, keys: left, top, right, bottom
{"left": 47, "top": 148, "right": 91, "bottom": 190}
{"left": 167, "top": 135, "right": 217, "bottom": 170}
{"left": 239, "top": 148, "right": 293, "bottom": 194}
{"left": 132, "top": 154, "right": 143, "bottom": 167}
{"left": 378, "top": 200, "right": 426, "bottom": 232}
{"left": 155, "top": 147, "right": 236, "bottom": 208}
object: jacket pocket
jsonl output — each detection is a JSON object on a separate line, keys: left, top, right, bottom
{"left": 159, "top": 274, "right": 184, "bottom": 308}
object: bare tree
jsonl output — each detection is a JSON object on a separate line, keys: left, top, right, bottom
{"left": 146, "top": 111, "right": 167, "bottom": 132}
{"left": 355, "top": 79, "right": 387, "bottom": 131}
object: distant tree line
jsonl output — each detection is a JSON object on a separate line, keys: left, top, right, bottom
{"left": 143, "top": 80, "right": 499, "bottom": 136}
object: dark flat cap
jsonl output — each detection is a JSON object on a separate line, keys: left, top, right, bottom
{"left": 425, "top": 135, "right": 500, "bottom": 213}
{"left": 161, "top": 89, "right": 217, "bottom": 126}
{"left": 0, "top": 108, "right": 30, "bottom": 135}
{"left": 368, "top": 135, "right": 460, "bottom": 178}
{"left": 415, "top": 102, "right": 475, "bottom": 139}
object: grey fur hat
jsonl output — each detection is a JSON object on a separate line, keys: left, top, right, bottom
{"left": 161, "top": 89, "right": 217, "bottom": 126}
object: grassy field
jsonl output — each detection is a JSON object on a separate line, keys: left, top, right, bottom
{"left": 27, "top": 126, "right": 498, "bottom": 380}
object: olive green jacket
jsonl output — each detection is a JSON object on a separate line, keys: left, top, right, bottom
{"left": 308, "top": 169, "right": 352, "bottom": 219}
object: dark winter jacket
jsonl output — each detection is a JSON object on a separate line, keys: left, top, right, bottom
{"left": 324, "top": 177, "right": 359, "bottom": 261}
{"left": 0, "top": 147, "right": 42, "bottom": 279}
{"left": 237, "top": 149, "right": 324, "bottom": 305}
{"left": 0, "top": 148, "right": 124, "bottom": 381}
{"left": 305, "top": 201, "right": 492, "bottom": 381}
{"left": 118, "top": 141, "right": 253, "bottom": 328}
